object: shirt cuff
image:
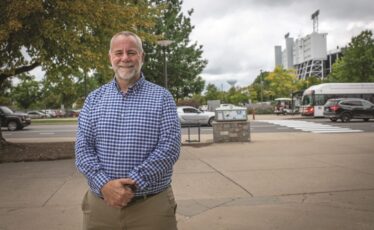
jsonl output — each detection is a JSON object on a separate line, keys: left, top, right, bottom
{"left": 128, "top": 171, "right": 149, "bottom": 191}
{"left": 90, "top": 172, "right": 111, "bottom": 197}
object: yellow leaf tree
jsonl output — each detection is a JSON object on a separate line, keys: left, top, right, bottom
{"left": 265, "top": 66, "right": 299, "bottom": 98}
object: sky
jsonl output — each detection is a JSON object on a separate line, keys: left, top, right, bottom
{"left": 181, "top": 0, "right": 374, "bottom": 90}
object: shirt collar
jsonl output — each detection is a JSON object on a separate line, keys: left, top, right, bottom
{"left": 113, "top": 73, "right": 145, "bottom": 94}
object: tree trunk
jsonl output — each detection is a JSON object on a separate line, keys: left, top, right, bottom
{"left": 0, "top": 122, "right": 8, "bottom": 149}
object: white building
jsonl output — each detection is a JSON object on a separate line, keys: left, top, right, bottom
{"left": 274, "top": 32, "right": 337, "bottom": 80}
{"left": 274, "top": 46, "right": 282, "bottom": 67}
{"left": 280, "top": 34, "right": 294, "bottom": 69}
{"left": 294, "top": 32, "right": 327, "bottom": 79}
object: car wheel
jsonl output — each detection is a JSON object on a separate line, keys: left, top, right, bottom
{"left": 208, "top": 117, "right": 215, "bottom": 126}
{"left": 340, "top": 113, "right": 351, "bottom": 122}
{"left": 329, "top": 118, "right": 337, "bottom": 122}
{"left": 363, "top": 118, "right": 369, "bottom": 122}
{"left": 7, "top": 121, "right": 18, "bottom": 131}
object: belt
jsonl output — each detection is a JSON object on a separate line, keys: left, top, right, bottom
{"left": 127, "top": 192, "right": 160, "bottom": 206}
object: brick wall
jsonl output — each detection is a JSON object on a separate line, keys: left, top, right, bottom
{"left": 212, "top": 121, "right": 251, "bottom": 143}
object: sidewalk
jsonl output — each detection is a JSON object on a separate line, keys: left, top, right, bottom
{"left": 1, "top": 130, "right": 374, "bottom": 229}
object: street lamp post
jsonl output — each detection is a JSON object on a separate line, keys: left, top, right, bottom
{"left": 260, "top": 69, "right": 264, "bottom": 102}
{"left": 157, "top": 40, "right": 173, "bottom": 89}
{"left": 84, "top": 73, "right": 87, "bottom": 99}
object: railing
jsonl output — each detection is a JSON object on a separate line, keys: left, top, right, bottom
{"left": 185, "top": 124, "right": 201, "bottom": 143}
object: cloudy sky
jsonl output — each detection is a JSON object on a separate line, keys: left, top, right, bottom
{"left": 181, "top": 0, "right": 374, "bottom": 90}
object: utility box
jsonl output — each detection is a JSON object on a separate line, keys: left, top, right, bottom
{"left": 213, "top": 105, "right": 250, "bottom": 143}
{"left": 215, "top": 105, "right": 247, "bottom": 121}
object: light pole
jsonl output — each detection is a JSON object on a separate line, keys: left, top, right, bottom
{"left": 157, "top": 40, "right": 173, "bottom": 89}
{"left": 84, "top": 72, "right": 87, "bottom": 99}
{"left": 260, "top": 69, "right": 264, "bottom": 102}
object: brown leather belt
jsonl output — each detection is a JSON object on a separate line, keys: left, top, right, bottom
{"left": 127, "top": 192, "right": 159, "bottom": 206}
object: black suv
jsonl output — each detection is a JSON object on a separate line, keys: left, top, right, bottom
{"left": 0, "top": 106, "right": 31, "bottom": 131}
{"left": 324, "top": 98, "right": 374, "bottom": 122}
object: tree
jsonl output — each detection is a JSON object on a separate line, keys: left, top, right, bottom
{"left": 329, "top": 30, "right": 374, "bottom": 82}
{"left": 12, "top": 75, "right": 42, "bottom": 110}
{"left": 42, "top": 72, "right": 80, "bottom": 109}
{"left": 0, "top": 1, "right": 157, "bottom": 86}
{"left": 244, "top": 85, "right": 257, "bottom": 103}
{"left": 142, "top": 0, "right": 207, "bottom": 100}
{"left": 298, "top": 76, "right": 323, "bottom": 91}
{"left": 265, "top": 66, "right": 298, "bottom": 98}
{"left": 0, "top": 78, "right": 12, "bottom": 105}
{"left": 204, "top": 83, "right": 221, "bottom": 101}
{"left": 0, "top": 0, "right": 158, "bottom": 145}
{"left": 226, "top": 87, "right": 249, "bottom": 105}
{"left": 251, "top": 71, "right": 271, "bottom": 102}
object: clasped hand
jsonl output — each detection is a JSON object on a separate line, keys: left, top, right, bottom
{"left": 101, "top": 178, "right": 136, "bottom": 208}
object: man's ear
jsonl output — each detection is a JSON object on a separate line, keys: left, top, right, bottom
{"left": 142, "top": 52, "right": 145, "bottom": 62}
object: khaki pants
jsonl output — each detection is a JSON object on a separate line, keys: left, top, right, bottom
{"left": 81, "top": 187, "right": 177, "bottom": 230}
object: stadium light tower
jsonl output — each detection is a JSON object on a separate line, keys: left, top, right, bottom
{"left": 311, "top": 10, "right": 319, "bottom": 33}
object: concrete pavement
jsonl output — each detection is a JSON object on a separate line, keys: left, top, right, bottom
{"left": 1, "top": 116, "right": 374, "bottom": 229}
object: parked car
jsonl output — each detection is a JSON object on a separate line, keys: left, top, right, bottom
{"left": 65, "top": 109, "right": 80, "bottom": 117}
{"left": 40, "top": 109, "right": 59, "bottom": 118}
{"left": 27, "top": 111, "right": 46, "bottom": 119}
{"left": 0, "top": 106, "right": 31, "bottom": 131}
{"left": 177, "top": 106, "right": 215, "bottom": 126}
{"left": 323, "top": 98, "right": 374, "bottom": 122}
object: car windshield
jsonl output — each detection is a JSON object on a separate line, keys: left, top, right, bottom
{"left": 0, "top": 106, "right": 14, "bottom": 114}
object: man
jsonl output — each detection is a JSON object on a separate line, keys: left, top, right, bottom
{"left": 75, "top": 31, "right": 181, "bottom": 230}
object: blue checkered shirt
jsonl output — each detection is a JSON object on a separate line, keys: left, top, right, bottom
{"left": 75, "top": 75, "right": 181, "bottom": 197}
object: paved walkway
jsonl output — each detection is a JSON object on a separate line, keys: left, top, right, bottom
{"left": 1, "top": 116, "right": 374, "bottom": 229}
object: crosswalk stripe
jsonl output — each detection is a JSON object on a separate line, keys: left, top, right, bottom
{"left": 262, "top": 120, "right": 363, "bottom": 133}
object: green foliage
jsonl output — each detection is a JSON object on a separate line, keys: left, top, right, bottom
{"left": 0, "top": 0, "right": 158, "bottom": 87}
{"left": 251, "top": 71, "right": 272, "bottom": 102}
{"left": 0, "top": 78, "right": 12, "bottom": 105}
{"left": 329, "top": 30, "right": 374, "bottom": 82}
{"left": 298, "top": 76, "right": 323, "bottom": 91}
{"left": 142, "top": 0, "right": 207, "bottom": 100}
{"left": 204, "top": 83, "right": 221, "bottom": 101}
{"left": 40, "top": 72, "right": 79, "bottom": 109}
{"left": 226, "top": 87, "right": 249, "bottom": 105}
{"left": 191, "top": 93, "right": 206, "bottom": 105}
{"left": 12, "top": 75, "right": 42, "bottom": 109}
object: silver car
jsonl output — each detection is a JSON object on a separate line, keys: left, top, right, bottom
{"left": 27, "top": 111, "right": 46, "bottom": 119}
{"left": 177, "top": 106, "right": 215, "bottom": 126}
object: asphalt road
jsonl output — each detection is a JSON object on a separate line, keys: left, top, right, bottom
{"left": 2, "top": 119, "right": 374, "bottom": 140}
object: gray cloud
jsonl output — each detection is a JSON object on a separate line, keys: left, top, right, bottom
{"left": 182, "top": 0, "right": 374, "bottom": 89}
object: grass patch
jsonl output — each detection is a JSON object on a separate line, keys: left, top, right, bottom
{"left": 31, "top": 118, "right": 78, "bottom": 125}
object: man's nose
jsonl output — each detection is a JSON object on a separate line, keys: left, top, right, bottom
{"left": 120, "top": 53, "right": 130, "bottom": 61}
